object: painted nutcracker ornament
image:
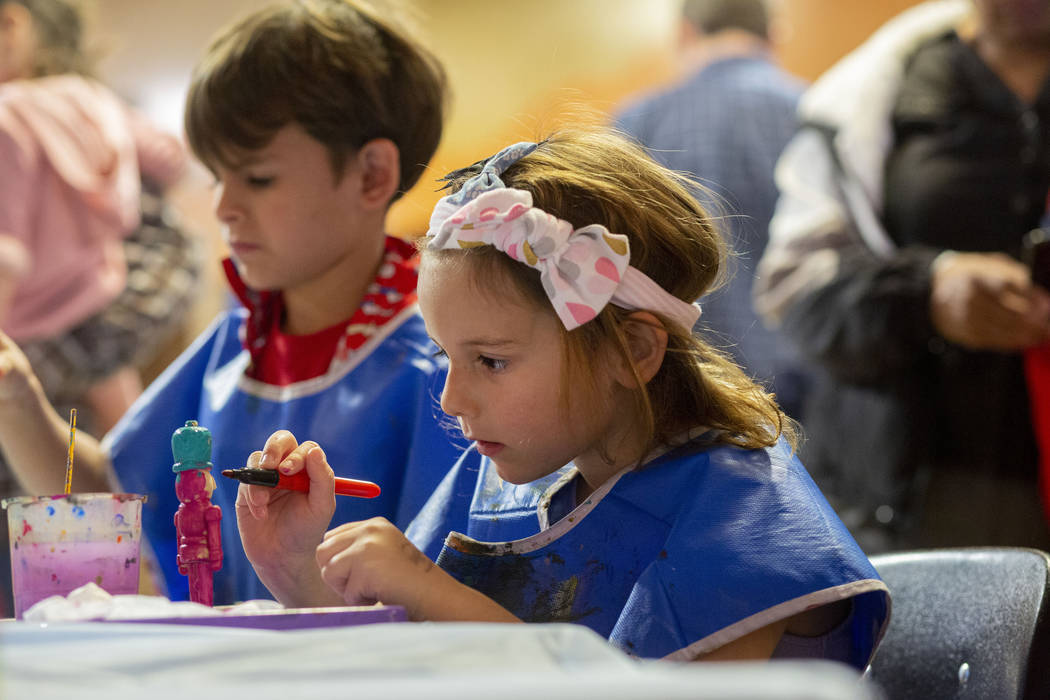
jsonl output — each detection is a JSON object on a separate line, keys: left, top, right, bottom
{"left": 172, "top": 420, "right": 223, "bottom": 605}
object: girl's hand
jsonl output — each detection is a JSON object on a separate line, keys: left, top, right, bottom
{"left": 315, "top": 517, "right": 442, "bottom": 619}
{"left": 316, "top": 518, "right": 523, "bottom": 624}
{"left": 234, "top": 430, "right": 341, "bottom": 607}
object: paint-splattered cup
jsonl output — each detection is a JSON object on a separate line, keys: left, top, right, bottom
{"left": 2, "top": 493, "right": 146, "bottom": 618}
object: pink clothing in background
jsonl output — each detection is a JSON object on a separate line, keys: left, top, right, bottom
{"left": 0, "top": 74, "right": 186, "bottom": 341}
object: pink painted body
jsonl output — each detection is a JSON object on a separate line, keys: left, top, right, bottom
{"left": 174, "top": 470, "right": 223, "bottom": 607}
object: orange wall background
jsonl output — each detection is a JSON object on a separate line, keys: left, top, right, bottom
{"left": 777, "top": 0, "right": 926, "bottom": 80}
{"left": 389, "top": 0, "right": 928, "bottom": 237}
{"left": 89, "top": 0, "right": 927, "bottom": 372}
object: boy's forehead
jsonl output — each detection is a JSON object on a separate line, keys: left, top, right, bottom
{"left": 211, "top": 139, "right": 292, "bottom": 173}
{"left": 217, "top": 142, "right": 274, "bottom": 170}
{"left": 210, "top": 124, "right": 334, "bottom": 171}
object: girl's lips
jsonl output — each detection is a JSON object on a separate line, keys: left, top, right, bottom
{"left": 475, "top": 440, "right": 504, "bottom": 457}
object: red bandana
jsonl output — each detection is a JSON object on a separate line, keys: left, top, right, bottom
{"left": 224, "top": 236, "right": 420, "bottom": 386}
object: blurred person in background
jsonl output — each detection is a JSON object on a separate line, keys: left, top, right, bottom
{"left": 0, "top": 0, "right": 198, "bottom": 614}
{"left": 615, "top": 0, "right": 810, "bottom": 421}
{"left": 754, "top": 0, "right": 1050, "bottom": 553}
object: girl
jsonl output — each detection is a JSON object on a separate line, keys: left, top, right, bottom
{"left": 236, "top": 130, "right": 890, "bottom": 665}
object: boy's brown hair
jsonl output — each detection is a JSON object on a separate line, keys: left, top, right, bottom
{"left": 185, "top": 0, "right": 446, "bottom": 200}
{"left": 429, "top": 128, "right": 796, "bottom": 461}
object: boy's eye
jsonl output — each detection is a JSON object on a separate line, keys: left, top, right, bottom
{"left": 246, "top": 176, "right": 274, "bottom": 188}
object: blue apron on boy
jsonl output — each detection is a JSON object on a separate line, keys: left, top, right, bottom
{"left": 408, "top": 436, "right": 890, "bottom": 667}
{"left": 105, "top": 306, "right": 464, "bottom": 605}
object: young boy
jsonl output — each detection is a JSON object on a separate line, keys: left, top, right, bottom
{"left": 0, "top": 0, "right": 463, "bottom": 604}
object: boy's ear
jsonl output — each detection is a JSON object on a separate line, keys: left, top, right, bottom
{"left": 613, "top": 311, "right": 668, "bottom": 388}
{"left": 354, "top": 138, "right": 401, "bottom": 210}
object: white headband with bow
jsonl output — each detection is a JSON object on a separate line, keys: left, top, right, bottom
{"left": 426, "top": 142, "right": 701, "bottom": 332}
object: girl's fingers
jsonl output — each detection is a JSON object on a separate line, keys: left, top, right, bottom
{"left": 317, "top": 545, "right": 348, "bottom": 584}
{"left": 245, "top": 482, "right": 271, "bottom": 508}
{"left": 271, "top": 440, "right": 321, "bottom": 476}
{"left": 315, "top": 518, "right": 394, "bottom": 570}
{"left": 236, "top": 483, "right": 268, "bottom": 520}
{"left": 260, "top": 430, "right": 299, "bottom": 469}
{"left": 302, "top": 444, "right": 335, "bottom": 508}
{"left": 321, "top": 519, "right": 365, "bottom": 541}
{"left": 316, "top": 527, "right": 353, "bottom": 566}
{"left": 318, "top": 546, "right": 374, "bottom": 605}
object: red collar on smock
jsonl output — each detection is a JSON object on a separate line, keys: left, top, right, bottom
{"left": 223, "top": 236, "right": 419, "bottom": 386}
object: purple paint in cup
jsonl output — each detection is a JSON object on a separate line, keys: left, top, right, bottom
{"left": 2, "top": 493, "right": 146, "bottom": 618}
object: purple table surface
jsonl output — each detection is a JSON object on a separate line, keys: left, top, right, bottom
{"left": 114, "top": 604, "right": 407, "bottom": 631}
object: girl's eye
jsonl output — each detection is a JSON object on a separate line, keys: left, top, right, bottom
{"left": 432, "top": 347, "right": 447, "bottom": 359}
{"left": 479, "top": 356, "right": 507, "bottom": 371}
{"left": 246, "top": 176, "right": 274, "bottom": 188}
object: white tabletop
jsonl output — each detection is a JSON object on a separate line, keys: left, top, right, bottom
{"left": 0, "top": 619, "right": 881, "bottom": 700}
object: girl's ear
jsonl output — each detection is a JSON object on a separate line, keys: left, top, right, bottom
{"left": 614, "top": 311, "right": 668, "bottom": 388}
{"left": 355, "top": 138, "right": 401, "bottom": 210}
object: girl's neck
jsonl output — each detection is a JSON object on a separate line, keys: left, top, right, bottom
{"left": 572, "top": 421, "right": 650, "bottom": 507}
{"left": 573, "top": 450, "right": 635, "bottom": 507}
{"left": 281, "top": 235, "right": 386, "bottom": 336}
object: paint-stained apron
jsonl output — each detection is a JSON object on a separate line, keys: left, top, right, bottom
{"left": 409, "top": 437, "right": 889, "bottom": 665}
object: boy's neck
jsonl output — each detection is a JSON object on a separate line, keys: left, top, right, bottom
{"left": 280, "top": 233, "right": 388, "bottom": 336}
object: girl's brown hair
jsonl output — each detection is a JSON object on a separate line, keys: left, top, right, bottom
{"left": 184, "top": 0, "right": 446, "bottom": 198}
{"left": 428, "top": 128, "right": 797, "bottom": 461}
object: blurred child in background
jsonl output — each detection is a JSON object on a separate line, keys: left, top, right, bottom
{"left": 0, "top": 0, "right": 195, "bottom": 614}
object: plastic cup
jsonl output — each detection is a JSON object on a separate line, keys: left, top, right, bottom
{"left": 2, "top": 493, "right": 146, "bottom": 618}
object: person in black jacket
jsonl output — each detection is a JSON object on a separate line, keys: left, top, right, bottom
{"left": 754, "top": 0, "right": 1050, "bottom": 552}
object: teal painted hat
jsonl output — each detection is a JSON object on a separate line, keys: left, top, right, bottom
{"left": 172, "top": 420, "right": 213, "bottom": 473}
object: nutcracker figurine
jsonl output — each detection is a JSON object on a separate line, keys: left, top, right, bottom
{"left": 172, "top": 420, "right": 223, "bottom": 605}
